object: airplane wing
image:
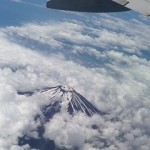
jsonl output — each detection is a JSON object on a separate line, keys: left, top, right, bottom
{"left": 46, "top": 0, "right": 150, "bottom": 16}
{"left": 113, "top": 0, "right": 150, "bottom": 16}
{"left": 46, "top": 0, "right": 130, "bottom": 13}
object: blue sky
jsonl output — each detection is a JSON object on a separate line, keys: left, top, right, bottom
{"left": 0, "top": 0, "right": 78, "bottom": 26}
{"left": 1, "top": 0, "right": 149, "bottom": 26}
{"left": 0, "top": 0, "right": 150, "bottom": 150}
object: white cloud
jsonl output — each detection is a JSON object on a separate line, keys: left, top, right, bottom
{"left": 0, "top": 12, "right": 150, "bottom": 150}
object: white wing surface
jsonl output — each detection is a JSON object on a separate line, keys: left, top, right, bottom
{"left": 113, "top": 0, "right": 150, "bottom": 16}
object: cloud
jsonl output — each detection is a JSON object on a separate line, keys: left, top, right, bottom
{"left": 0, "top": 11, "right": 150, "bottom": 150}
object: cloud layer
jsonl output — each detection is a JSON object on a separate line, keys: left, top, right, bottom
{"left": 0, "top": 9, "right": 150, "bottom": 150}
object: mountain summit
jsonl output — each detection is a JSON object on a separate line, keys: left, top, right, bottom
{"left": 40, "top": 85, "right": 101, "bottom": 119}
{"left": 18, "top": 85, "right": 102, "bottom": 120}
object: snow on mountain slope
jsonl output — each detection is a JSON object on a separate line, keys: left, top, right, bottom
{"left": 18, "top": 85, "right": 102, "bottom": 119}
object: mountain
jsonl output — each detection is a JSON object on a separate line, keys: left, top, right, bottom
{"left": 41, "top": 85, "right": 102, "bottom": 119}
{"left": 18, "top": 85, "right": 102, "bottom": 150}
{"left": 18, "top": 85, "right": 103, "bottom": 120}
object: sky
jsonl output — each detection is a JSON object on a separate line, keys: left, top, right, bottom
{"left": 0, "top": 0, "right": 150, "bottom": 150}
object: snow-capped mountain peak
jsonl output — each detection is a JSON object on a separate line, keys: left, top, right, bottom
{"left": 38, "top": 85, "right": 102, "bottom": 118}
{"left": 18, "top": 85, "right": 103, "bottom": 120}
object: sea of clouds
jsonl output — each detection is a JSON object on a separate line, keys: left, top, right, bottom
{"left": 0, "top": 9, "right": 150, "bottom": 150}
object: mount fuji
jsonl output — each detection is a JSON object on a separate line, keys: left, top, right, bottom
{"left": 18, "top": 85, "right": 103, "bottom": 150}
{"left": 18, "top": 85, "right": 103, "bottom": 119}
